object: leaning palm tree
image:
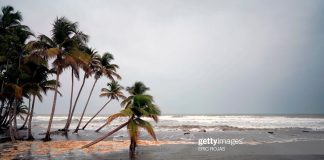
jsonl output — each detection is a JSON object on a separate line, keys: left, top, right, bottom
{"left": 82, "top": 82, "right": 160, "bottom": 157}
{"left": 14, "top": 103, "right": 28, "bottom": 122}
{"left": 24, "top": 84, "right": 42, "bottom": 140}
{"left": 35, "top": 17, "right": 89, "bottom": 141}
{"left": 94, "top": 81, "right": 150, "bottom": 132}
{"left": 74, "top": 52, "right": 121, "bottom": 133}
{"left": 25, "top": 78, "right": 59, "bottom": 140}
{"left": 80, "top": 81, "right": 126, "bottom": 130}
{"left": 21, "top": 60, "right": 59, "bottom": 140}
{"left": 62, "top": 46, "right": 100, "bottom": 132}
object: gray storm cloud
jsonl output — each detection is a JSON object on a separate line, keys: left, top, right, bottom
{"left": 3, "top": 0, "right": 324, "bottom": 114}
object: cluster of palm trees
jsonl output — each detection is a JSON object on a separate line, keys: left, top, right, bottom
{"left": 82, "top": 82, "right": 161, "bottom": 156}
{"left": 0, "top": 5, "right": 160, "bottom": 155}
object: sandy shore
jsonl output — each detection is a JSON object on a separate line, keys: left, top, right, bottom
{"left": 1, "top": 139, "right": 324, "bottom": 159}
{"left": 0, "top": 140, "right": 194, "bottom": 160}
{"left": 1, "top": 127, "right": 324, "bottom": 159}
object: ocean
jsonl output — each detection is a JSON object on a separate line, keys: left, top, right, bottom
{"left": 31, "top": 114, "right": 324, "bottom": 132}
{"left": 5, "top": 114, "right": 324, "bottom": 159}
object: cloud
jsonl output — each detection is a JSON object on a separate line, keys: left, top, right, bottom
{"left": 3, "top": 0, "right": 324, "bottom": 114}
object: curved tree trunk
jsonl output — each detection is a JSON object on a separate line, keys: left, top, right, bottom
{"left": 1, "top": 110, "right": 9, "bottom": 126}
{"left": 8, "top": 110, "right": 16, "bottom": 143}
{"left": 95, "top": 121, "right": 109, "bottom": 132}
{"left": 0, "top": 101, "right": 5, "bottom": 125}
{"left": 82, "top": 98, "right": 112, "bottom": 130}
{"left": 27, "top": 95, "right": 36, "bottom": 140}
{"left": 13, "top": 102, "right": 19, "bottom": 139}
{"left": 19, "top": 97, "right": 31, "bottom": 130}
{"left": 81, "top": 119, "right": 130, "bottom": 149}
{"left": 64, "top": 73, "right": 86, "bottom": 131}
{"left": 62, "top": 70, "right": 74, "bottom": 134}
{"left": 44, "top": 71, "right": 60, "bottom": 141}
{"left": 74, "top": 79, "right": 97, "bottom": 133}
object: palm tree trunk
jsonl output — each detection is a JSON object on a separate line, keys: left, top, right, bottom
{"left": 8, "top": 110, "right": 16, "bottom": 143}
{"left": 8, "top": 99, "right": 17, "bottom": 142}
{"left": 81, "top": 119, "right": 130, "bottom": 149}
{"left": 20, "top": 97, "right": 31, "bottom": 130}
{"left": 27, "top": 95, "right": 36, "bottom": 140}
{"left": 62, "top": 70, "right": 74, "bottom": 133}
{"left": 95, "top": 121, "right": 109, "bottom": 132}
{"left": 44, "top": 71, "right": 60, "bottom": 141}
{"left": 129, "top": 137, "right": 136, "bottom": 158}
{"left": 74, "top": 79, "right": 97, "bottom": 133}
{"left": 13, "top": 102, "right": 19, "bottom": 139}
{"left": 1, "top": 110, "right": 9, "bottom": 126}
{"left": 0, "top": 101, "right": 4, "bottom": 122}
{"left": 13, "top": 55, "right": 21, "bottom": 139}
{"left": 82, "top": 98, "right": 112, "bottom": 130}
{"left": 64, "top": 73, "right": 86, "bottom": 131}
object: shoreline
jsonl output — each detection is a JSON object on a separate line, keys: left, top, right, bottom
{"left": 1, "top": 117, "right": 324, "bottom": 159}
{"left": 1, "top": 139, "right": 324, "bottom": 159}
{"left": 1, "top": 127, "right": 324, "bottom": 160}
{"left": 0, "top": 139, "right": 194, "bottom": 160}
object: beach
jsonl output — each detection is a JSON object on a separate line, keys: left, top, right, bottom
{"left": 1, "top": 115, "right": 324, "bottom": 159}
{"left": 1, "top": 1, "right": 324, "bottom": 159}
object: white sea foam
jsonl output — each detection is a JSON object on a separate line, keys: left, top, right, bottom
{"left": 154, "top": 115, "right": 324, "bottom": 131}
{"left": 32, "top": 115, "right": 324, "bottom": 131}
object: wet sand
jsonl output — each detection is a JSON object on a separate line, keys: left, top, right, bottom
{"left": 1, "top": 127, "right": 324, "bottom": 159}
{"left": 0, "top": 140, "right": 194, "bottom": 160}
{"left": 1, "top": 139, "right": 323, "bottom": 159}
{"left": 96, "top": 141, "right": 324, "bottom": 160}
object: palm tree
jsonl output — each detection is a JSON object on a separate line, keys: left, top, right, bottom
{"left": 21, "top": 57, "right": 59, "bottom": 140}
{"left": 14, "top": 103, "right": 28, "bottom": 122}
{"left": 63, "top": 42, "right": 90, "bottom": 134}
{"left": 94, "top": 81, "right": 150, "bottom": 132}
{"left": 81, "top": 82, "right": 161, "bottom": 157}
{"left": 36, "top": 17, "right": 89, "bottom": 141}
{"left": 25, "top": 79, "right": 59, "bottom": 140}
{"left": 74, "top": 52, "right": 121, "bottom": 133}
{"left": 0, "top": 5, "right": 33, "bottom": 142}
{"left": 80, "top": 81, "right": 125, "bottom": 130}
{"left": 19, "top": 97, "right": 30, "bottom": 130}
{"left": 62, "top": 46, "right": 100, "bottom": 132}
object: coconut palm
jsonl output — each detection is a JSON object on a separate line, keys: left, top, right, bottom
{"left": 95, "top": 82, "right": 150, "bottom": 132}
{"left": 0, "top": 5, "right": 33, "bottom": 142}
{"left": 82, "top": 82, "right": 160, "bottom": 157}
{"left": 19, "top": 97, "right": 30, "bottom": 130}
{"left": 80, "top": 81, "right": 125, "bottom": 130}
{"left": 62, "top": 46, "right": 100, "bottom": 132}
{"left": 36, "top": 17, "right": 89, "bottom": 141}
{"left": 25, "top": 79, "right": 59, "bottom": 140}
{"left": 74, "top": 52, "right": 121, "bottom": 133}
{"left": 21, "top": 58, "right": 59, "bottom": 140}
{"left": 14, "top": 103, "right": 28, "bottom": 121}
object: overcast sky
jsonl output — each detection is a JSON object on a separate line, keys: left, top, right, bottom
{"left": 2, "top": 0, "right": 324, "bottom": 115}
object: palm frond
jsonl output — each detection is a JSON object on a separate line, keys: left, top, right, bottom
{"left": 6, "top": 83, "right": 23, "bottom": 99}
{"left": 99, "top": 92, "right": 110, "bottom": 97}
{"left": 121, "top": 96, "right": 133, "bottom": 107}
{"left": 127, "top": 119, "right": 139, "bottom": 142}
{"left": 135, "top": 118, "right": 157, "bottom": 141}
{"left": 107, "top": 112, "right": 127, "bottom": 124}
{"left": 47, "top": 48, "right": 61, "bottom": 57}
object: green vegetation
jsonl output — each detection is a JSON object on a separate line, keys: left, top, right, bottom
{"left": 0, "top": 5, "right": 160, "bottom": 156}
{"left": 81, "top": 82, "right": 161, "bottom": 157}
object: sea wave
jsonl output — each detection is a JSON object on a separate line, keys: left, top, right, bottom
{"left": 32, "top": 115, "right": 324, "bottom": 131}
